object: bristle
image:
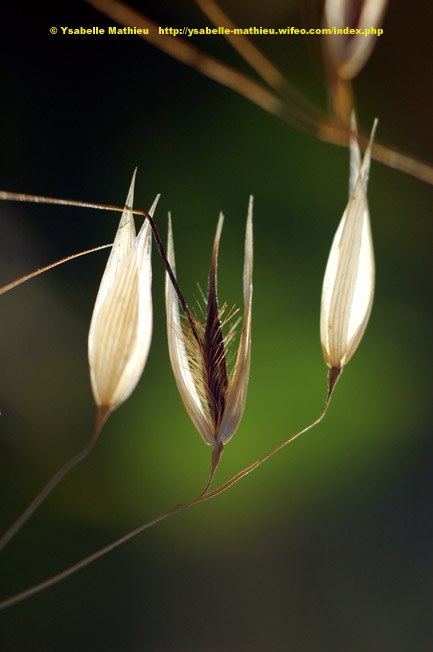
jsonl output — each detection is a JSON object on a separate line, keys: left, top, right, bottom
{"left": 180, "top": 298, "right": 240, "bottom": 425}
{"left": 202, "top": 215, "right": 228, "bottom": 433}
{"left": 223, "top": 308, "right": 242, "bottom": 376}
{"left": 180, "top": 315, "right": 208, "bottom": 412}
{"left": 202, "top": 310, "right": 228, "bottom": 432}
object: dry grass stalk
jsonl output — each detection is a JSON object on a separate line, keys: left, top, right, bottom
{"left": 166, "top": 198, "right": 253, "bottom": 477}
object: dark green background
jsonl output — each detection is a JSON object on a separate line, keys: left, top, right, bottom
{"left": 1, "top": 1, "right": 432, "bottom": 651}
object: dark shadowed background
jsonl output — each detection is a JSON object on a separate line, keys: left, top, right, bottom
{"left": 1, "top": 1, "right": 432, "bottom": 651}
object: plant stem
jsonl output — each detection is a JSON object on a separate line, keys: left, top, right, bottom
{"left": 0, "top": 379, "right": 337, "bottom": 611}
{"left": 0, "top": 192, "right": 201, "bottom": 346}
{"left": 0, "top": 245, "right": 111, "bottom": 296}
{"left": 199, "top": 443, "right": 224, "bottom": 497}
{"left": 0, "top": 407, "right": 110, "bottom": 554}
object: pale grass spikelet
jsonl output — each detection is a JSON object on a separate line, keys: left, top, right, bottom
{"left": 88, "top": 170, "right": 159, "bottom": 410}
{"left": 323, "top": 0, "right": 389, "bottom": 80}
{"left": 320, "top": 115, "right": 377, "bottom": 373}
{"left": 165, "top": 197, "right": 253, "bottom": 454}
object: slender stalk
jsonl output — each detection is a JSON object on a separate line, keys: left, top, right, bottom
{"left": 199, "top": 443, "right": 224, "bottom": 497}
{"left": 0, "top": 192, "right": 201, "bottom": 346}
{"left": 0, "top": 378, "right": 337, "bottom": 611}
{"left": 140, "top": 208, "right": 202, "bottom": 346}
{"left": 0, "top": 407, "right": 111, "bottom": 554}
{"left": 0, "top": 244, "right": 111, "bottom": 296}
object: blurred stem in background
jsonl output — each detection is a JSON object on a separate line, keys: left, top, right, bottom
{"left": 85, "top": 0, "right": 433, "bottom": 185}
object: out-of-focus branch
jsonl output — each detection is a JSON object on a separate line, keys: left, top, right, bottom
{"left": 194, "top": 0, "right": 323, "bottom": 124}
{"left": 84, "top": 0, "right": 433, "bottom": 185}
{"left": 85, "top": 0, "right": 320, "bottom": 136}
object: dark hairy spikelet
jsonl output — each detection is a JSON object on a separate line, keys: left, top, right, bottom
{"left": 202, "top": 218, "right": 228, "bottom": 434}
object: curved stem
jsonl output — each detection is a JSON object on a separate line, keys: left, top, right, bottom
{"left": 139, "top": 209, "right": 202, "bottom": 346}
{"left": 0, "top": 192, "right": 201, "bottom": 347}
{"left": 0, "top": 376, "right": 338, "bottom": 611}
{"left": 0, "top": 244, "right": 111, "bottom": 296}
{"left": 0, "top": 406, "right": 111, "bottom": 554}
{"left": 198, "top": 443, "right": 224, "bottom": 498}
{"left": 205, "top": 368, "right": 340, "bottom": 499}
